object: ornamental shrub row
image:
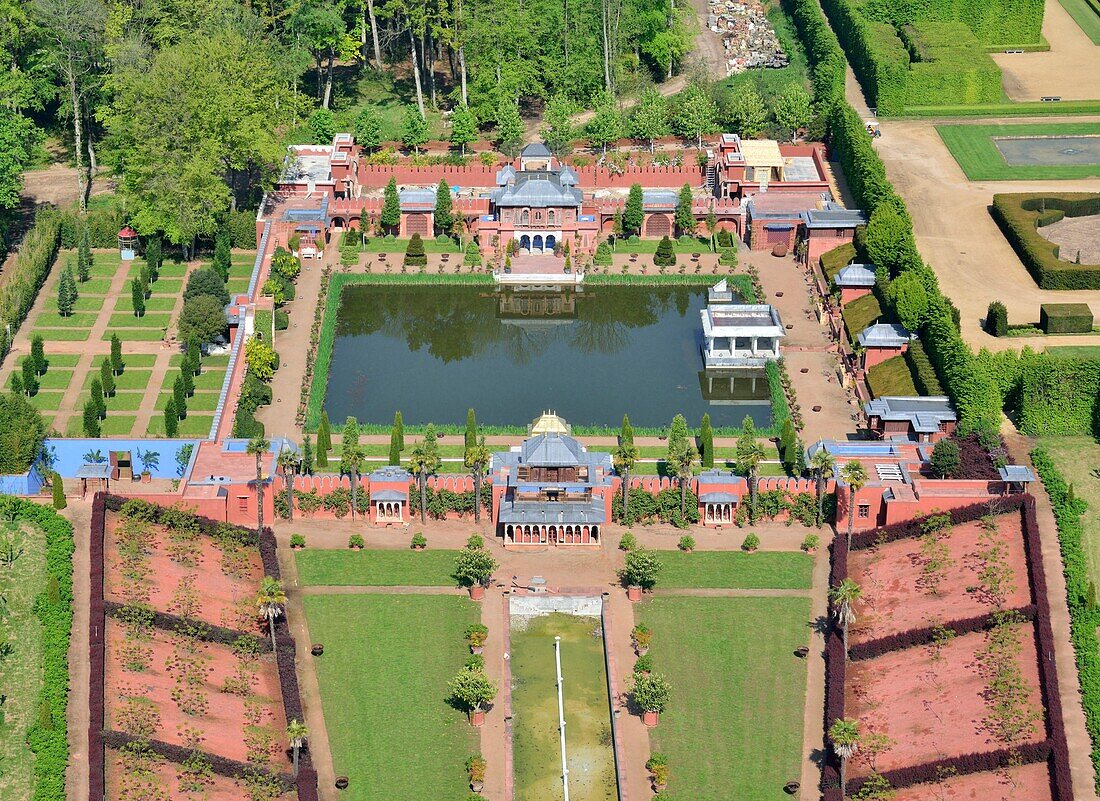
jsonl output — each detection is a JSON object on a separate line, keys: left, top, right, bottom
{"left": 0, "top": 210, "right": 61, "bottom": 362}
{"left": 8, "top": 499, "right": 75, "bottom": 801}
{"left": 849, "top": 605, "right": 1036, "bottom": 661}
{"left": 1031, "top": 448, "right": 1100, "bottom": 793}
{"left": 991, "top": 194, "right": 1100, "bottom": 289}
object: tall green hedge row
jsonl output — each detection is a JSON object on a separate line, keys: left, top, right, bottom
{"left": 0, "top": 210, "right": 61, "bottom": 362}
{"left": 9, "top": 498, "right": 75, "bottom": 801}
{"left": 991, "top": 193, "right": 1100, "bottom": 290}
{"left": 785, "top": 0, "right": 1003, "bottom": 435}
{"left": 1030, "top": 448, "right": 1100, "bottom": 790}
{"left": 853, "top": 0, "right": 1044, "bottom": 46}
{"left": 900, "top": 22, "right": 1001, "bottom": 107}
{"left": 1018, "top": 357, "right": 1100, "bottom": 437}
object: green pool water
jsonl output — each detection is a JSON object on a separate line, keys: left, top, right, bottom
{"left": 510, "top": 612, "right": 618, "bottom": 801}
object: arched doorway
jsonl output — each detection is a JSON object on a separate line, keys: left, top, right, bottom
{"left": 533, "top": 234, "right": 544, "bottom": 253}
{"left": 519, "top": 234, "right": 531, "bottom": 253}
{"left": 545, "top": 234, "right": 557, "bottom": 252}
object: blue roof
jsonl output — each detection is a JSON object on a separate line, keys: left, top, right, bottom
{"left": 497, "top": 498, "right": 607, "bottom": 524}
{"left": 998, "top": 465, "right": 1036, "bottom": 483}
{"left": 492, "top": 171, "right": 581, "bottom": 208}
{"left": 369, "top": 466, "right": 410, "bottom": 482}
{"left": 643, "top": 190, "right": 678, "bottom": 209}
{"left": 858, "top": 322, "right": 911, "bottom": 348}
{"left": 399, "top": 188, "right": 437, "bottom": 210}
{"left": 863, "top": 396, "right": 955, "bottom": 432}
{"left": 520, "top": 142, "right": 552, "bottom": 158}
{"left": 835, "top": 264, "right": 876, "bottom": 287}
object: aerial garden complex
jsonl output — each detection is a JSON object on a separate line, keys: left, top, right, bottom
{"left": 0, "top": 0, "right": 1098, "bottom": 799}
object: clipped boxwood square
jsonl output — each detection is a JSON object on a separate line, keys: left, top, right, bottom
{"left": 1040, "top": 303, "right": 1094, "bottom": 334}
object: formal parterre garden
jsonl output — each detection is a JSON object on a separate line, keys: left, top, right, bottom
{"left": 100, "top": 500, "right": 297, "bottom": 801}
{"left": 937, "top": 123, "right": 1100, "bottom": 181}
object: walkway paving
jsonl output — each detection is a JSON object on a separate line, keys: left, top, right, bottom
{"left": 63, "top": 498, "right": 92, "bottom": 801}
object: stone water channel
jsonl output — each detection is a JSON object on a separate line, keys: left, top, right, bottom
{"left": 508, "top": 596, "right": 619, "bottom": 801}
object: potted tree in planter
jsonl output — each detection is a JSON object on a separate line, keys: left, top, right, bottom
{"left": 411, "top": 532, "right": 427, "bottom": 550}
{"left": 465, "top": 623, "right": 489, "bottom": 655}
{"left": 633, "top": 654, "right": 653, "bottom": 676}
{"left": 348, "top": 534, "right": 365, "bottom": 550}
{"left": 454, "top": 547, "right": 498, "bottom": 600}
{"left": 290, "top": 534, "right": 306, "bottom": 550}
{"left": 631, "top": 672, "right": 671, "bottom": 728}
{"left": 448, "top": 664, "right": 498, "bottom": 726}
{"left": 138, "top": 449, "right": 160, "bottom": 483}
{"left": 646, "top": 754, "right": 670, "bottom": 792}
{"left": 620, "top": 547, "right": 662, "bottom": 601}
{"left": 631, "top": 624, "right": 652, "bottom": 656}
{"left": 466, "top": 754, "right": 487, "bottom": 792}
{"left": 677, "top": 535, "right": 695, "bottom": 553}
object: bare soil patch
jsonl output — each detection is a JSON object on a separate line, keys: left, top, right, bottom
{"left": 1038, "top": 214, "right": 1100, "bottom": 264}
{"left": 104, "top": 619, "right": 287, "bottom": 763}
{"left": 104, "top": 747, "right": 294, "bottom": 801}
{"left": 890, "top": 759, "right": 1053, "bottom": 801}
{"left": 845, "top": 624, "right": 1045, "bottom": 778}
{"left": 848, "top": 516, "right": 1032, "bottom": 644}
{"left": 104, "top": 516, "right": 264, "bottom": 632}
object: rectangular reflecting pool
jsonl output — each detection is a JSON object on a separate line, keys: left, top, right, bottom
{"left": 509, "top": 604, "right": 618, "bottom": 801}
{"left": 994, "top": 135, "right": 1100, "bottom": 166}
{"left": 325, "top": 284, "right": 772, "bottom": 429}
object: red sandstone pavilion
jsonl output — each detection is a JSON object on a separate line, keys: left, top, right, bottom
{"left": 263, "top": 133, "right": 866, "bottom": 265}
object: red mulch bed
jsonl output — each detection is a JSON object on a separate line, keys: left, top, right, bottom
{"left": 104, "top": 618, "right": 287, "bottom": 764}
{"left": 848, "top": 515, "right": 1032, "bottom": 644}
{"left": 105, "top": 747, "right": 293, "bottom": 801}
{"left": 104, "top": 516, "right": 264, "bottom": 631}
{"left": 890, "top": 760, "right": 1053, "bottom": 801}
{"left": 845, "top": 624, "right": 1045, "bottom": 778}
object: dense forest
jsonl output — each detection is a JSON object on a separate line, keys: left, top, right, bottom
{"left": 0, "top": 0, "right": 695, "bottom": 248}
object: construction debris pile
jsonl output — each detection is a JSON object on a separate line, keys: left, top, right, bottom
{"left": 706, "top": 0, "right": 789, "bottom": 76}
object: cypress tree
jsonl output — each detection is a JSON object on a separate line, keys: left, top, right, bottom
{"left": 21, "top": 358, "right": 37, "bottom": 396}
{"left": 380, "top": 177, "right": 401, "bottom": 232}
{"left": 394, "top": 410, "right": 404, "bottom": 451}
{"left": 83, "top": 399, "right": 101, "bottom": 437}
{"left": 620, "top": 414, "right": 634, "bottom": 448}
{"left": 164, "top": 398, "right": 179, "bottom": 437}
{"left": 302, "top": 435, "right": 314, "bottom": 475}
{"left": 181, "top": 369, "right": 194, "bottom": 397}
{"left": 90, "top": 377, "right": 106, "bottom": 419}
{"left": 173, "top": 374, "right": 187, "bottom": 419}
{"left": 389, "top": 431, "right": 401, "bottom": 466}
{"left": 213, "top": 224, "right": 232, "bottom": 281}
{"left": 623, "top": 183, "right": 644, "bottom": 236}
{"left": 100, "top": 359, "right": 115, "bottom": 397}
{"left": 465, "top": 408, "right": 477, "bottom": 451}
{"left": 110, "top": 334, "right": 124, "bottom": 375}
{"left": 675, "top": 183, "right": 695, "bottom": 236}
{"left": 145, "top": 235, "right": 162, "bottom": 281}
{"left": 10, "top": 372, "right": 23, "bottom": 396}
{"left": 30, "top": 335, "right": 45, "bottom": 375}
{"left": 131, "top": 278, "right": 145, "bottom": 317}
{"left": 187, "top": 337, "right": 202, "bottom": 375}
{"left": 57, "top": 267, "right": 78, "bottom": 316}
{"left": 700, "top": 413, "right": 714, "bottom": 468}
{"left": 434, "top": 179, "right": 454, "bottom": 235}
{"left": 52, "top": 472, "right": 66, "bottom": 509}
{"left": 77, "top": 228, "right": 92, "bottom": 282}
{"left": 318, "top": 411, "right": 332, "bottom": 457}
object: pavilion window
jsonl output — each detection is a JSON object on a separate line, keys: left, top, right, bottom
{"left": 548, "top": 210, "right": 556, "bottom": 225}
{"left": 520, "top": 209, "right": 529, "bottom": 225}
{"left": 735, "top": 337, "right": 752, "bottom": 351}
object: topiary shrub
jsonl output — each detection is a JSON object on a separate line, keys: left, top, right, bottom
{"left": 52, "top": 473, "right": 66, "bottom": 509}
{"left": 1040, "top": 303, "right": 1094, "bottom": 334}
{"left": 619, "top": 531, "right": 637, "bottom": 551}
{"left": 404, "top": 233, "right": 428, "bottom": 267}
{"left": 985, "top": 301, "right": 1008, "bottom": 337}
{"left": 594, "top": 242, "right": 613, "bottom": 266}
{"left": 464, "top": 241, "right": 482, "bottom": 266}
{"left": 653, "top": 236, "right": 676, "bottom": 267}
{"left": 741, "top": 533, "right": 760, "bottom": 552}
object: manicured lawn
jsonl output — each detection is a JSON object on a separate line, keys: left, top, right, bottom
{"left": 225, "top": 278, "right": 250, "bottom": 294}
{"left": 53, "top": 277, "right": 110, "bottom": 294}
{"left": 144, "top": 414, "right": 213, "bottom": 437}
{"left": 295, "top": 549, "right": 462, "bottom": 586}
{"left": 363, "top": 236, "right": 463, "bottom": 254}
{"left": 936, "top": 123, "right": 1100, "bottom": 181}
{"left": 0, "top": 521, "right": 48, "bottom": 800}
{"left": 867, "top": 353, "right": 919, "bottom": 397}
{"left": 656, "top": 550, "right": 813, "bottom": 590}
{"left": 109, "top": 312, "right": 171, "bottom": 328}
{"left": 1047, "top": 345, "right": 1100, "bottom": 359}
{"left": 24, "top": 368, "right": 74, "bottom": 390}
{"left": 302, "top": 594, "right": 478, "bottom": 801}
{"left": 841, "top": 293, "right": 883, "bottom": 342}
{"left": 102, "top": 392, "right": 145, "bottom": 411}
{"left": 103, "top": 329, "right": 166, "bottom": 341}
{"left": 34, "top": 326, "right": 92, "bottom": 341}
{"left": 83, "top": 369, "right": 152, "bottom": 391}
{"left": 639, "top": 596, "right": 810, "bottom": 801}
{"left": 149, "top": 279, "right": 183, "bottom": 295}
{"left": 34, "top": 311, "right": 98, "bottom": 328}
{"left": 26, "top": 391, "right": 65, "bottom": 411}
{"left": 72, "top": 296, "right": 106, "bottom": 312}
{"left": 612, "top": 235, "right": 715, "bottom": 254}
{"left": 192, "top": 370, "right": 228, "bottom": 391}
{"left": 1057, "top": 0, "right": 1100, "bottom": 43}
{"left": 66, "top": 414, "right": 138, "bottom": 437}
{"left": 114, "top": 295, "right": 176, "bottom": 312}
{"left": 1036, "top": 437, "right": 1100, "bottom": 585}
{"left": 92, "top": 354, "right": 157, "bottom": 369}
{"left": 170, "top": 353, "right": 229, "bottom": 368}
{"left": 156, "top": 391, "right": 220, "bottom": 411}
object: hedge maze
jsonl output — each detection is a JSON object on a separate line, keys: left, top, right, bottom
{"left": 820, "top": 0, "right": 1046, "bottom": 114}
{"left": 991, "top": 193, "right": 1100, "bottom": 290}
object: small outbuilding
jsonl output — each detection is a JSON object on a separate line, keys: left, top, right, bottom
{"left": 858, "top": 322, "right": 912, "bottom": 369}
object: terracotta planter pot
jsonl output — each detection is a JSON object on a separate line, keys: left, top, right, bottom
{"left": 291, "top": 545, "right": 304, "bottom": 551}
{"left": 140, "top": 472, "right": 151, "bottom": 484}
{"left": 470, "top": 708, "right": 486, "bottom": 727}
{"left": 627, "top": 585, "right": 643, "bottom": 602}
{"left": 642, "top": 710, "right": 659, "bottom": 727}
{"left": 471, "top": 780, "right": 485, "bottom": 793}
{"left": 311, "top": 643, "right": 324, "bottom": 656}
{"left": 469, "top": 585, "right": 486, "bottom": 600}
{"left": 413, "top": 544, "right": 426, "bottom": 551}
{"left": 471, "top": 645, "right": 484, "bottom": 655}
{"left": 634, "top": 644, "right": 649, "bottom": 657}
{"left": 335, "top": 776, "right": 349, "bottom": 790}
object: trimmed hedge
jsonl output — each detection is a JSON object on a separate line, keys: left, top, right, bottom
{"left": 7, "top": 499, "right": 75, "bottom": 801}
{"left": 1040, "top": 303, "right": 1094, "bottom": 334}
{"left": 849, "top": 605, "right": 1036, "bottom": 661}
{"left": 103, "top": 600, "right": 271, "bottom": 651}
{"left": 821, "top": 241, "right": 856, "bottom": 282}
{"left": 1032, "top": 448, "right": 1100, "bottom": 794}
{"left": 0, "top": 209, "right": 61, "bottom": 362}
{"left": 986, "top": 301, "right": 1008, "bottom": 337}
{"left": 899, "top": 22, "right": 1002, "bottom": 107}
{"left": 848, "top": 742, "right": 1051, "bottom": 796}
{"left": 102, "top": 731, "right": 294, "bottom": 787}
{"left": 991, "top": 193, "right": 1100, "bottom": 290}
{"left": 1017, "top": 356, "right": 1100, "bottom": 436}
{"left": 903, "top": 340, "right": 944, "bottom": 394}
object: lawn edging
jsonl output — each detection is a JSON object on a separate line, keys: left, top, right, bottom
{"left": 825, "top": 494, "right": 1073, "bottom": 799}
{"left": 936, "top": 123, "right": 1100, "bottom": 181}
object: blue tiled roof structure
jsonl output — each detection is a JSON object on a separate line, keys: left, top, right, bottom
{"left": 863, "top": 396, "right": 956, "bottom": 433}
{"left": 858, "top": 322, "right": 911, "bottom": 348}
{"left": 835, "top": 264, "right": 876, "bottom": 287}
{"left": 492, "top": 171, "right": 582, "bottom": 208}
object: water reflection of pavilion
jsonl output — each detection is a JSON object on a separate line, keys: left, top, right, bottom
{"left": 496, "top": 287, "right": 580, "bottom": 321}
{"left": 698, "top": 369, "right": 770, "bottom": 404}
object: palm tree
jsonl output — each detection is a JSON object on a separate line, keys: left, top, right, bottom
{"left": 464, "top": 436, "right": 491, "bottom": 524}
{"left": 736, "top": 439, "right": 766, "bottom": 524}
{"left": 286, "top": 719, "right": 309, "bottom": 777}
{"left": 613, "top": 441, "right": 639, "bottom": 519}
{"left": 828, "top": 717, "right": 860, "bottom": 798}
{"left": 830, "top": 578, "right": 862, "bottom": 658}
{"left": 247, "top": 436, "right": 271, "bottom": 536}
{"left": 278, "top": 447, "right": 297, "bottom": 522}
{"left": 256, "top": 575, "right": 287, "bottom": 652}
{"left": 810, "top": 448, "right": 836, "bottom": 527}
{"left": 408, "top": 425, "right": 442, "bottom": 523}
{"left": 839, "top": 460, "right": 868, "bottom": 548}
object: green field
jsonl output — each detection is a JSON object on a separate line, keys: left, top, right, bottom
{"left": 1036, "top": 436, "right": 1100, "bottom": 585}
{"left": 1047, "top": 345, "right": 1100, "bottom": 359}
{"left": 867, "top": 353, "right": 920, "bottom": 398}
{"left": 841, "top": 293, "right": 883, "bottom": 341}
{"left": 936, "top": 123, "right": 1100, "bottom": 180}
{"left": 1058, "top": 0, "right": 1100, "bottom": 43}
{"left": 655, "top": 550, "right": 813, "bottom": 590}
{"left": 639, "top": 596, "right": 810, "bottom": 800}
{"left": 303, "top": 594, "right": 479, "bottom": 801}
{"left": 295, "top": 548, "right": 462, "bottom": 585}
